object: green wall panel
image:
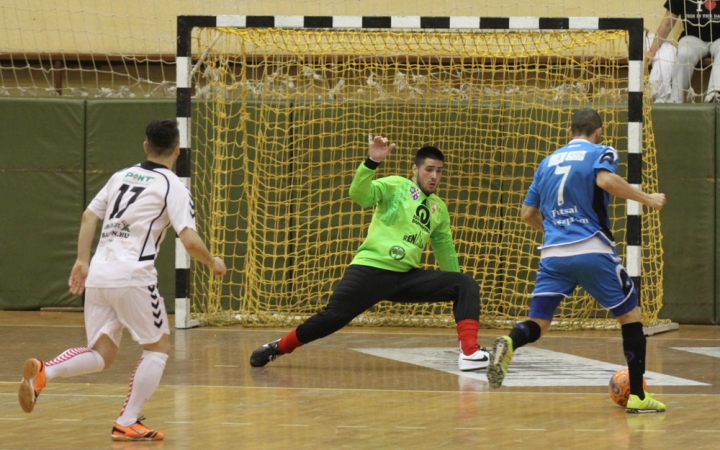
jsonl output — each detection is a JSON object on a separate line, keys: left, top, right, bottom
{"left": 0, "top": 98, "right": 85, "bottom": 309}
{"left": 85, "top": 99, "right": 176, "bottom": 311}
{"left": 1, "top": 98, "right": 718, "bottom": 326}
{"left": 653, "top": 104, "right": 716, "bottom": 324}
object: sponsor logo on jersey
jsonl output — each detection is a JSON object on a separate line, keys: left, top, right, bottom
{"left": 431, "top": 201, "right": 437, "bottom": 214}
{"left": 101, "top": 220, "right": 131, "bottom": 239}
{"left": 565, "top": 150, "right": 586, "bottom": 161}
{"left": 550, "top": 205, "right": 591, "bottom": 225}
{"left": 548, "top": 150, "right": 587, "bottom": 166}
{"left": 551, "top": 216, "right": 590, "bottom": 226}
{"left": 410, "top": 186, "right": 420, "bottom": 200}
{"left": 548, "top": 152, "right": 567, "bottom": 167}
{"left": 403, "top": 233, "right": 427, "bottom": 249}
{"left": 551, "top": 205, "right": 579, "bottom": 217}
{"left": 412, "top": 204, "right": 430, "bottom": 232}
{"left": 125, "top": 172, "right": 156, "bottom": 184}
{"left": 389, "top": 245, "right": 406, "bottom": 260}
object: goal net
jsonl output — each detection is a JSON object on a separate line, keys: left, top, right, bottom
{"left": 179, "top": 16, "right": 666, "bottom": 330}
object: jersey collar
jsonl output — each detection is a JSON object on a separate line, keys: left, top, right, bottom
{"left": 140, "top": 160, "right": 169, "bottom": 170}
{"left": 568, "top": 138, "right": 591, "bottom": 144}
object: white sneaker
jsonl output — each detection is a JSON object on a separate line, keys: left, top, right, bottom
{"left": 458, "top": 349, "right": 490, "bottom": 371}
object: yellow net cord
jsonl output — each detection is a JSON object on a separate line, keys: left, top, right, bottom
{"left": 189, "top": 27, "right": 667, "bottom": 330}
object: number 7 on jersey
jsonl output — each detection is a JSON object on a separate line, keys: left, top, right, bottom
{"left": 554, "top": 164, "right": 571, "bottom": 206}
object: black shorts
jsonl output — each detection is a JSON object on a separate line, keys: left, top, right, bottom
{"left": 295, "top": 264, "right": 480, "bottom": 344}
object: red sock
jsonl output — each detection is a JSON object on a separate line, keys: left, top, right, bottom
{"left": 277, "top": 329, "right": 304, "bottom": 355}
{"left": 456, "top": 319, "right": 480, "bottom": 355}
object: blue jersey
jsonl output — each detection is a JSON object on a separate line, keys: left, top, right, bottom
{"left": 524, "top": 139, "right": 619, "bottom": 248}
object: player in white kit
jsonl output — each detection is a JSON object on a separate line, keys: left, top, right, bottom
{"left": 17, "top": 119, "right": 227, "bottom": 441}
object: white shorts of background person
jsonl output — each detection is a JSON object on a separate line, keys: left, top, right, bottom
{"left": 671, "top": 35, "right": 720, "bottom": 103}
{"left": 646, "top": 33, "right": 677, "bottom": 103}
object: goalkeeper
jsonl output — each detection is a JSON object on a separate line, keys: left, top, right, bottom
{"left": 250, "top": 135, "right": 489, "bottom": 371}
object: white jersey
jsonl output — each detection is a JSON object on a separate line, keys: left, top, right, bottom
{"left": 85, "top": 161, "right": 196, "bottom": 288}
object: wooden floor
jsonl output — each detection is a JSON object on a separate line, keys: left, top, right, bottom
{"left": 2, "top": 311, "right": 720, "bottom": 449}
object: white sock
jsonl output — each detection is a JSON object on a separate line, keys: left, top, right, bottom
{"left": 44, "top": 347, "right": 105, "bottom": 381}
{"left": 116, "top": 351, "right": 168, "bottom": 427}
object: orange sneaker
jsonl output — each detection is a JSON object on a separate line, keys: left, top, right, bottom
{"left": 18, "top": 358, "right": 46, "bottom": 413}
{"left": 112, "top": 417, "right": 164, "bottom": 441}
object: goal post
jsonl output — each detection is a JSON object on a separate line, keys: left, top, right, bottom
{"left": 175, "top": 15, "right": 672, "bottom": 333}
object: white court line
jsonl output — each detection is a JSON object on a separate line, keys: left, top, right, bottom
{"left": 279, "top": 424, "right": 308, "bottom": 427}
{"left": 337, "top": 425, "right": 369, "bottom": 428}
{"left": 0, "top": 418, "right": 25, "bottom": 421}
{"left": 396, "top": 426, "right": 426, "bottom": 430}
{"left": 673, "top": 347, "right": 720, "bottom": 359}
{"left": 696, "top": 430, "right": 720, "bottom": 433}
{"left": 354, "top": 347, "right": 708, "bottom": 387}
{"left": 221, "top": 422, "right": 252, "bottom": 426}
{"left": 455, "top": 427, "right": 486, "bottom": 430}
{"left": 515, "top": 428, "right": 546, "bottom": 431}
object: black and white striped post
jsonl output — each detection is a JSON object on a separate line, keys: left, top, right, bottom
{"left": 616, "top": 18, "right": 645, "bottom": 319}
{"left": 175, "top": 16, "right": 215, "bottom": 329}
{"left": 175, "top": 15, "right": 647, "bottom": 329}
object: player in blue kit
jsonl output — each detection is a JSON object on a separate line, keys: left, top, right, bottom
{"left": 486, "top": 108, "right": 667, "bottom": 413}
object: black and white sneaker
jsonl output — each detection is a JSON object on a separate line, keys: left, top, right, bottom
{"left": 249, "top": 340, "right": 281, "bottom": 367}
{"left": 458, "top": 349, "right": 490, "bottom": 371}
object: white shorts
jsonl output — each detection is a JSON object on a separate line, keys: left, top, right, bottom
{"left": 85, "top": 285, "right": 170, "bottom": 348}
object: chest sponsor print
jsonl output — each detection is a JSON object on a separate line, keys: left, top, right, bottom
{"left": 101, "top": 220, "right": 131, "bottom": 240}
{"left": 412, "top": 204, "right": 431, "bottom": 232}
{"left": 403, "top": 232, "right": 427, "bottom": 249}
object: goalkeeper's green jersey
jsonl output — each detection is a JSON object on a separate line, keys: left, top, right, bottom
{"left": 348, "top": 160, "right": 460, "bottom": 273}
